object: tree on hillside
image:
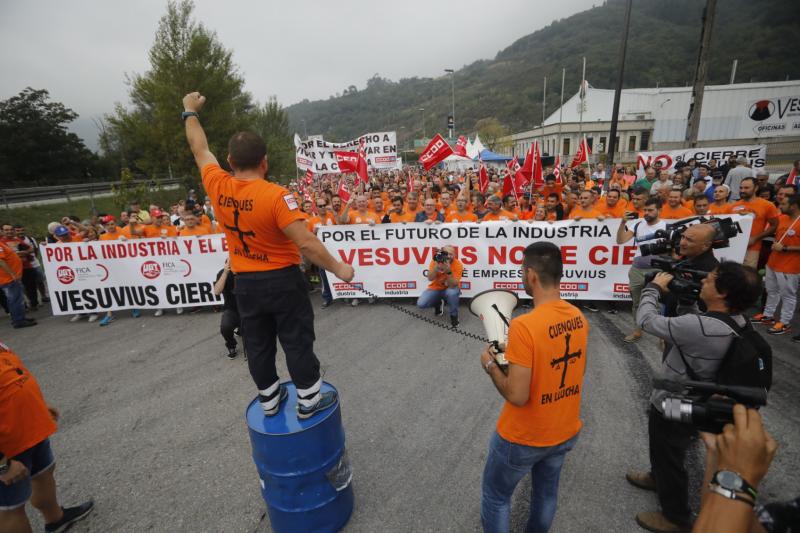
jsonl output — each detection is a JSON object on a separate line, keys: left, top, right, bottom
{"left": 101, "top": 0, "right": 253, "bottom": 185}
{"left": 474, "top": 118, "right": 510, "bottom": 151}
{"left": 251, "top": 97, "right": 294, "bottom": 182}
{"left": 0, "top": 88, "right": 96, "bottom": 186}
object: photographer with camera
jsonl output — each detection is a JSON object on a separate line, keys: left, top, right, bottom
{"left": 617, "top": 195, "right": 667, "bottom": 342}
{"left": 663, "top": 223, "right": 719, "bottom": 317}
{"left": 626, "top": 261, "right": 763, "bottom": 533}
{"left": 416, "top": 245, "right": 463, "bottom": 327}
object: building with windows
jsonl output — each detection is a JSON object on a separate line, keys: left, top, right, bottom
{"left": 502, "top": 80, "right": 800, "bottom": 166}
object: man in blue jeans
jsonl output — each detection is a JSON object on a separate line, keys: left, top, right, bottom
{"left": 0, "top": 240, "right": 36, "bottom": 329}
{"left": 416, "top": 245, "right": 462, "bottom": 327}
{"left": 479, "top": 242, "right": 589, "bottom": 532}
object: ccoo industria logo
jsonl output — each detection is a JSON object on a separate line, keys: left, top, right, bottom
{"left": 749, "top": 100, "right": 775, "bottom": 121}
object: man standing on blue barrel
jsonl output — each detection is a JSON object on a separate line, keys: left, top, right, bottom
{"left": 182, "top": 91, "right": 354, "bottom": 419}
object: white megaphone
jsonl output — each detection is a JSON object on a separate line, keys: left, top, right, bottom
{"left": 469, "top": 290, "right": 519, "bottom": 367}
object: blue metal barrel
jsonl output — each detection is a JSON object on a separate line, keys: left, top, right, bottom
{"left": 246, "top": 381, "right": 354, "bottom": 533}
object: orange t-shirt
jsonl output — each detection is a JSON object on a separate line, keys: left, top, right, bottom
{"left": 307, "top": 213, "right": 337, "bottom": 233}
{"left": 568, "top": 206, "right": 603, "bottom": 219}
{"left": 482, "top": 209, "right": 516, "bottom": 222}
{"left": 766, "top": 215, "right": 800, "bottom": 273}
{"left": 0, "top": 343, "right": 57, "bottom": 458}
{"left": 179, "top": 225, "right": 211, "bottom": 237}
{"left": 99, "top": 231, "right": 120, "bottom": 241}
{"left": 427, "top": 258, "right": 464, "bottom": 290}
{"left": 144, "top": 225, "right": 178, "bottom": 238}
{"left": 118, "top": 225, "right": 146, "bottom": 239}
{"left": 445, "top": 211, "right": 478, "bottom": 223}
{"left": 346, "top": 210, "right": 380, "bottom": 225}
{"left": 660, "top": 204, "right": 694, "bottom": 220}
{"left": 203, "top": 164, "right": 307, "bottom": 272}
{"left": 597, "top": 201, "right": 627, "bottom": 218}
{"left": 708, "top": 202, "right": 732, "bottom": 215}
{"left": 497, "top": 300, "right": 588, "bottom": 447}
{"left": 388, "top": 211, "right": 415, "bottom": 223}
{"left": 730, "top": 197, "right": 780, "bottom": 252}
{"left": 0, "top": 241, "right": 22, "bottom": 285}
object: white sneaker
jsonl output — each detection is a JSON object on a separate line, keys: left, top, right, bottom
{"left": 70, "top": 314, "right": 84, "bottom": 322}
{"left": 351, "top": 299, "right": 360, "bottom": 307}
{"left": 176, "top": 308, "right": 184, "bottom": 315}
{"left": 87, "top": 314, "right": 99, "bottom": 323}
{"left": 154, "top": 309, "right": 164, "bottom": 317}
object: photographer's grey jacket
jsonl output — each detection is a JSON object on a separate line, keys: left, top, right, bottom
{"left": 636, "top": 283, "right": 746, "bottom": 413}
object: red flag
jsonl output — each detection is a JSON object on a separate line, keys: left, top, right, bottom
{"left": 532, "top": 141, "right": 543, "bottom": 188}
{"left": 407, "top": 170, "right": 414, "bottom": 193}
{"left": 337, "top": 178, "right": 351, "bottom": 202}
{"left": 478, "top": 158, "right": 489, "bottom": 194}
{"left": 569, "top": 136, "right": 591, "bottom": 168}
{"left": 305, "top": 169, "right": 314, "bottom": 185}
{"left": 356, "top": 138, "right": 369, "bottom": 185}
{"left": 334, "top": 151, "right": 359, "bottom": 173}
{"left": 503, "top": 159, "right": 524, "bottom": 198}
{"left": 419, "top": 134, "right": 454, "bottom": 170}
{"left": 553, "top": 155, "right": 563, "bottom": 185}
{"left": 788, "top": 167, "right": 798, "bottom": 186}
{"left": 454, "top": 135, "right": 468, "bottom": 157}
{"left": 519, "top": 143, "right": 534, "bottom": 181}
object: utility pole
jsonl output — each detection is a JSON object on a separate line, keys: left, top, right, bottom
{"left": 685, "top": 0, "right": 717, "bottom": 148}
{"left": 542, "top": 76, "right": 547, "bottom": 124}
{"left": 607, "top": 0, "right": 632, "bottom": 172}
{"left": 557, "top": 68, "right": 565, "bottom": 160}
{"left": 419, "top": 108, "right": 426, "bottom": 139}
{"left": 445, "top": 69, "right": 455, "bottom": 138}
{"left": 579, "top": 57, "right": 586, "bottom": 136}
{"left": 729, "top": 59, "right": 738, "bottom": 84}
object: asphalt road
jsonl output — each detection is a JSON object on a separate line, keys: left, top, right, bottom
{"left": 3, "top": 295, "right": 798, "bottom": 532}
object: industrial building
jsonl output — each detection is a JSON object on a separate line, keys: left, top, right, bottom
{"left": 503, "top": 80, "right": 800, "bottom": 167}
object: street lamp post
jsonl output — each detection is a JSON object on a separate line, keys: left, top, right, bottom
{"left": 419, "top": 108, "right": 426, "bottom": 139}
{"left": 445, "top": 69, "right": 455, "bottom": 138}
{"left": 301, "top": 119, "right": 308, "bottom": 138}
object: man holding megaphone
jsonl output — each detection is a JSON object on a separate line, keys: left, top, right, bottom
{"left": 478, "top": 242, "right": 589, "bottom": 533}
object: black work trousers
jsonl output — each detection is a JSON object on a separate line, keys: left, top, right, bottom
{"left": 220, "top": 308, "right": 240, "bottom": 349}
{"left": 21, "top": 268, "right": 39, "bottom": 308}
{"left": 234, "top": 266, "right": 320, "bottom": 392}
{"left": 648, "top": 406, "right": 696, "bottom": 526}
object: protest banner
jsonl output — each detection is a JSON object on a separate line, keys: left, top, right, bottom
{"left": 295, "top": 132, "right": 397, "bottom": 173}
{"left": 636, "top": 145, "right": 767, "bottom": 177}
{"left": 317, "top": 217, "right": 752, "bottom": 301}
{"left": 40, "top": 236, "right": 228, "bottom": 314}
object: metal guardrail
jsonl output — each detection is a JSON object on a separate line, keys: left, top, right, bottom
{"left": 0, "top": 178, "right": 182, "bottom": 208}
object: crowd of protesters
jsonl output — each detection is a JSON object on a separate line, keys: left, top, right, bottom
{"left": 2, "top": 156, "right": 799, "bottom": 340}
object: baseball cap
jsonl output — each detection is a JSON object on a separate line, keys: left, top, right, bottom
{"left": 54, "top": 225, "right": 70, "bottom": 237}
{"left": 755, "top": 169, "right": 769, "bottom": 177}
{"left": 150, "top": 209, "right": 163, "bottom": 217}
{"left": 100, "top": 215, "right": 116, "bottom": 224}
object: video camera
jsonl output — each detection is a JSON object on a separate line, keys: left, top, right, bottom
{"left": 655, "top": 378, "right": 767, "bottom": 433}
{"left": 433, "top": 250, "right": 451, "bottom": 263}
{"left": 637, "top": 216, "right": 741, "bottom": 257}
{"left": 644, "top": 257, "right": 709, "bottom": 300}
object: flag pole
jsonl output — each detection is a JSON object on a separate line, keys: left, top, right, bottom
{"left": 579, "top": 57, "right": 586, "bottom": 137}
{"left": 558, "top": 67, "right": 565, "bottom": 161}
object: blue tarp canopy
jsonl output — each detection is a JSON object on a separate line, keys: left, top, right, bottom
{"left": 475, "top": 149, "right": 513, "bottom": 162}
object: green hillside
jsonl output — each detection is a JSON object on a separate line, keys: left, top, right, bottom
{"left": 286, "top": 0, "right": 799, "bottom": 147}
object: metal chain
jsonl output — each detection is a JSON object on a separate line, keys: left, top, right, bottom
{"left": 351, "top": 285, "right": 490, "bottom": 343}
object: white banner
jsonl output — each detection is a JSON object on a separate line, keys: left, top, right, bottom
{"left": 743, "top": 95, "right": 800, "bottom": 138}
{"left": 318, "top": 218, "right": 752, "bottom": 301}
{"left": 636, "top": 145, "right": 767, "bottom": 178}
{"left": 295, "top": 132, "right": 397, "bottom": 173}
{"left": 40, "top": 236, "right": 228, "bottom": 315}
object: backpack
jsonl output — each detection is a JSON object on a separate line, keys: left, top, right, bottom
{"left": 704, "top": 312, "right": 773, "bottom": 391}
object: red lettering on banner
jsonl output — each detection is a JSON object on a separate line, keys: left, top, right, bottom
{"left": 339, "top": 250, "right": 356, "bottom": 264}
{"left": 588, "top": 245, "right": 637, "bottom": 265}
{"left": 459, "top": 246, "right": 478, "bottom": 265}
{"left": 183, "top": 240, "right": 194, "bottom": 253}
{"left": 358, "top": 248, "right": 374, "bottom": 265}
{"left": 77, "top": 246, "right": 97, "bottom": 260}
{"left": 488, "top": 246, "right": 525, "bottom": 265}
{"left": 45, "top": 246, "right": 74, "bottom": 262}
{"left": 561, "top": 246, "right": 577, "bottom": 265}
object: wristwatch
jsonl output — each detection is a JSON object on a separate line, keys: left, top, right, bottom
{"left": 708, "top": 482, "right": 755, "bottom": 507}
{"left": 181, "top": 111, "right": 199, "bottom": 121}
{"left": 711, "top": 470, "right": 758, "bottom": 500}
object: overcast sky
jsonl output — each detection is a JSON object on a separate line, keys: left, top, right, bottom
{"left": 0, "top": 0, "right": 597, "bottom": 150}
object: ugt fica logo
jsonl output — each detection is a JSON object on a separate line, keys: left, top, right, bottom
{"left": 57, "top": 266, "right": 76, "bottom": 284}
{"left": 141, "top": 261, "right": 162, "bottom": 280}
{"left": 749, "top": 100, "right": 775, "bottom": 121}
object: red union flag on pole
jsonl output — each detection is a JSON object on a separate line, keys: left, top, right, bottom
{"left": 407, "top": 170, "right": 414, "bottom": 193}
{"left": 305, "top": 169, "right": 314, "bottom": 185}
{"left": 553, "top": 155, "right": 563, "bottom": 185}
{"left": 478, "top": 157, "right": 489, "bottom": 194}
{"left": 454, "top": 135, "right": 468, "bottom": 157}
{"left": 569, "top": 135, "right": 591, "bottom": 168}
{"left": 419, "top": 134, "right": 454, "bottom": 170}
{"left": 334, "top": 151, "right": 359, "bottom": 173}
{"left": 356, "top": 139, "right": 369, "bottom": 185}
{"left": 337, "top": 178, "right": 351, "bottom": 202}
